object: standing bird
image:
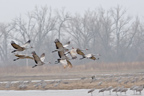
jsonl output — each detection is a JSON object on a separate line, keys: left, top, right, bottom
{"left": 5, "top": 81, "right": 11, "bottom": 89}
{"left": 112, "top": 86, "right": 120, "bottom": 95}
{"left": 120, "top": 87, "right": 128, "bottom": 94}
{"left": 99, "top": 88, "right": 106, "bottom": 95}
{"left": 88, "top": 88, "right": 96, "bottom": 96}
{"left": 13, "top": 54, "right": 33, "bottom": 61}
{"left": 130, "top": 85, "right": 138, "bottom": 94}
{"left": 106, "top": 86, "right": 113, "bottom": 95}
{"left": 11, "top": 40, "right": 32, "bottom": 53}
{"left": 31, "top": 51, "right": 45, "bottom": 68}
{"left": 135, "top": 85, "right": 144, "bottom": 95}
{"left": 90, "top": 75, "right": 97, "bottom": 83}
{"left": 97, "top": 81, "right": 103, "bottom": 86}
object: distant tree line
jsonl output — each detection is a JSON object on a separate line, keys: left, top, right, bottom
{"left": 0, "top": 5, "right": 144, "bottom": 66}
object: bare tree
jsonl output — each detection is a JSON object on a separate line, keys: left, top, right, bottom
{"left": 9, "top": 6, "right": 58, "bottom": 66}
{"left": 11, "top": 6, "right": 57, "bottom": 54}
{"left": 127, "top": 17, "right": 144, "bottom": 61}
{"left": 55, "top": 8, "right": 71, "bottom": 41}
{"left": 91, "top": 8, "right": 114, "bottom": 61}
{"left": 110, "top": 5, "right": 132, "bottom": 61}
{"left": 65, "top": 10, "right": 96, "bottom": 49}
{"left": 0, "top": 23, "right": 14, "bottom": 64}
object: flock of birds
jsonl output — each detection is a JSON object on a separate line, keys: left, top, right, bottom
{"left": 87, "top": 74, "right": 144, "bottom": 96}
{"left": 11, "top": 39, "right": 100, "bottom": 68}
{"left": 88, "top": 85, "right": 144, "bottom": 96}
{"left": 1, "top": 73, "right": 144, "bottom": 96}
{"left": 9, "top": 39, "right": 144, "bottom": 95}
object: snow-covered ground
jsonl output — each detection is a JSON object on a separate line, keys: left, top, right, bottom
{"left": 0, "top": 89, "right": 143, "bottom": 96}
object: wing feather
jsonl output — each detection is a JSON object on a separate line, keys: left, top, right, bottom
{"left": 21, "top": 40, "right": 31, "bottom": 47}
{"left": 55, "top": 42, "right": 63, "bottom": 49}
{"left": 11, "top": 41, "right": 22, "bottom": 49}
{"left": 58, "top": 51, "right": 65, "bottom": 58}
{"left": 32, "top": 53, "right": 41, "bottom": 64}
{"left": 40, "top": 53, "right": 45, "bottom": 62}
{"left": 67, "top": 60, "right": 72, "bottom": 68}
{"left": 60, "top": 59, "right": 67, "bottom": 68}
{"left": 76, "top": 48, "right": 85, "bottom": 56}
{"left": 63, "top": 41, "right": 70, "bottom": 48}
{"left": 90, "top": 56, "right": 96, "bottom": 60}
{"left": 14, "top": 54, "right": 33, "bottom": 59}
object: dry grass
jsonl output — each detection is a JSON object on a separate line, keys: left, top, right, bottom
{"left": 0, "top": 75, "right": 144, "bottom": 90}
{"left": 0, "top": 62, "right": 144, "bottom": 90}
{"left": 0, "top": 62, "right": 144, "bottom": 76}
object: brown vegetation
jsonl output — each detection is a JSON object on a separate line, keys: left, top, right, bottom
{"left": 0, "top": 62, "right": 144, "bottom": 90}
{"left": 1, "top": 62, "right": 144, "bottom": 77}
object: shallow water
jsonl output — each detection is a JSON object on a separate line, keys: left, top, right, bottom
{"left": 1, "top": 78, "right": 81, "bottom": 84}
{"left": 0, "top": 89, "right": 144, "bottom": 96}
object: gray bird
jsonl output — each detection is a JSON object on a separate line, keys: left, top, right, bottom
{"left": 88, "top": 88, "right": 96, "bottom": 96}
{"left": 11, "top": 40, "right": 32, "bottom": 53}
{"left": 31, "top": 51, "right": 46, "bottom": 68}
{"left": 99, "top": 88, "right": 106, "bottom": 95}
{"left": 106, "top": 86, "right": 113, "bottom": 95}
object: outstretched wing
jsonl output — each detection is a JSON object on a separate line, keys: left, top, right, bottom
{"left": 55, "top": 41, "right": 63, "bottom": 49}
{"left": 32, "top": 52, "right": 41, "bottom": 64}
{"left": 21, "top": 40, "right": 31, "bottom": 47}
{"left": 15, "top": 54, "right": 33, "bottom": 59}
{"left": 40, "top": 53, "right": 45, "bottom": 62}
{"left": 58, "top": 50, "right": 67, "bottom": 59}
{"left": 90, "top": 56, "right": 96, "bottom": 60}
{"left": 15, "top": 54, "right": 25, "bottom": 57}
{"left": 67, "top": 60, "right": 72, "bottom": 68}
{"left": 76, "top": 48, "right": 85, "bottom": 56}
{"left": 11, "top": 41, "right": 22, "bottom": 49}
{"left": 60, "top": 59, "right": 67, "bottom": 68}
{"left": 63, "top": 41, "right": 70, "bottom": 48}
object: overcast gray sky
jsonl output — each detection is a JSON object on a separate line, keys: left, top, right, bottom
{"left": 0, "top": 0, "right": 144, "bottom": 22}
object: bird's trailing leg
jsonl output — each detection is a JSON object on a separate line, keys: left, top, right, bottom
{"left": 72, "top": 57, "right": 77, "bottom": 59}
{"left": 48, "top": 62, "right": 51, "bottom": 64}
{"left": 13, "top": 58, "right": 19, "bottom": 61}
{"left": 32, "top": 65, "right": 37, "bottom": 68}
{"left": 96, "top": 58, "right": 99, "bottom": 60}
{"left": 109, "top": 91, "right": 111, "bottom": 95}
{"left": 80, "top": 57, "right": 85, "bottom": 60}
{"left": 55, "top": 61, "right": 59, "bottom": 64}
{"left": 91, "top": 93, "right": 93, "bottom": 96}
{"left": 52, "top": 50, "right": 57, "bottom": 53}
{"left": 11, "top": 50, "right": 17, "bottom": 53}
